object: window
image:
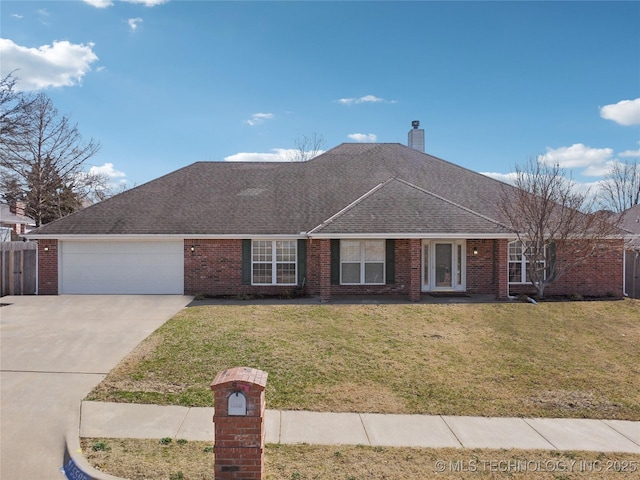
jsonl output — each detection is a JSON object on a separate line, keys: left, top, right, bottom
{"left": 252, "top": 240, "right": 297, "bottom": 285}
{"left": 508, "top": 240, "right": 546, "bottom": 284}
{"left": 340, "top": 240, "right": 385, "bottom": 284}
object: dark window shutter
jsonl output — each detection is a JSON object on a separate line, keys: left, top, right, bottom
{"left": 546, "top": 242, "right": 557, "bottom": 282}
{"left": 386, "top": 239, "right": 395, "bottom": 284}
{"left": 241, "top": 239, "right": 251, "bottom": 285}
{"left": 297, "top": 239, "right": 307, "bottom": 286}
{"left": 330, "top": 239, "right": 340, "bottom": 285}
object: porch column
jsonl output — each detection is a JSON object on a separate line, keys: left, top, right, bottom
{"left": 495, "top": 239, "right": 509, "bottom": 299}
{"left": 318, "top": 239, "right": 332, "bottom": 302}
{"left": 408, "top": 238, "right": 422, "bottom": 302}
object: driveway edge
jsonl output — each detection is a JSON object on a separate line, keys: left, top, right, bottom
{"left": 62, "top": 406, "right": 125, "bottom": 480}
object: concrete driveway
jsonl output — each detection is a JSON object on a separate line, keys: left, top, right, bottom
{"left": 0, "top": 295, "right": 192, "bottom": 480}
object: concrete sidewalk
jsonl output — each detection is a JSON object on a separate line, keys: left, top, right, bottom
{"left": 80, "top": 401, "right": 640, "bottom": 453}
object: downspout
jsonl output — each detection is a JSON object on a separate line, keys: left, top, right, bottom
{"left": 622, "top": 248, "right": 627, "bottom": 297}
{"left": 35, "top": 240, "right": 39, "bottom": 295}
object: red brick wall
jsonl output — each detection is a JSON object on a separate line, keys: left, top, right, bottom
{"left": 184, "top": 239, "right": 241, "bottom": 296}
{"left": 508, "top": 239, "right": 624, "bottom": 298}
{"left": 185, "top": 237, "right": 622, "bottom": 300}
{"left": 38, "top": 239, "right": 58, "bottom": 295}
{"left": 466, "top": 239, "right": 490, "bottom": 294}
{"left": 37, "top": 237, "right": 622, "bottom": 299}
{"left": 466, "top": 239, "right": 504, "bottom": 297}
{"left": 305, "top": 239, "right": 323, "bottom": 297}
{"left": 184, "top": 239, "right": 303, "bottom": 298}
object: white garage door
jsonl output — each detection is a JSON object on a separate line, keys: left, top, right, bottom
{"left": 60, "top": 241, "right": 184, "bottom": 294}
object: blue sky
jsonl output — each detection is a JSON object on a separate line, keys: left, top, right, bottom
{"left": 1, "top": 1, "right": 639, "bottom": 192}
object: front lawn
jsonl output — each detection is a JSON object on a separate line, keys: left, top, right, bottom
{"left": 87, "top": 299, "right": 640, "bottom": 420}
{"left": 81, "top": 439, "right": 640, "bottom": 480}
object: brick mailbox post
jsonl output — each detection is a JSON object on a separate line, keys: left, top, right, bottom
{"left": 211, "top": 367, "right": 268, "bottom": 480}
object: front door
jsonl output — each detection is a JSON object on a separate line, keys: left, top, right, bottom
{"left": 422, "top": 240, "right": 466, "bottom": 292}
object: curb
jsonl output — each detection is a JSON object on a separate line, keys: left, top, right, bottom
{"left": 61, "top": 405, "right": 124, "bottom": 480}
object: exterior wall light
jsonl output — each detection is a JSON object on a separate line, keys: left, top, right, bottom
{"left": 473, "top": 246, "right": 478, "bottom": 255}
{"left": 44, "top": 246, "right": 49, "bottom": 252}
{"left": 190, "top": 246, "right": 195, "bottom": 252}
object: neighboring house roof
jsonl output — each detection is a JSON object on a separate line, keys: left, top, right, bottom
{"left": 26, "top": 143, "right": 517, "bottom": 238}
{"left": 0, "top": 204, "right": 36, "bottom": 227}
{"left": 619, "top": 204, "right": 640, "bottom": 249}
{"left": 619, "top": 204, "right": 640, "bottom": 233}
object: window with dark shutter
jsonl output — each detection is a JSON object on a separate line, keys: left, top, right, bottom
{"left": 241, "top": 239, "right": 251, "bottom": 285}
{"left": 386, "top": 239, "right": 395, "bottom": 284}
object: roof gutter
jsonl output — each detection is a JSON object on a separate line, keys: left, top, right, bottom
{"left": 23, "top": 232, "right": 519, "bottom": 241}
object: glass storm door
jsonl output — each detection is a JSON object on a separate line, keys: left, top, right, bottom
{"left": 435, "top": 243, "right": 453, "bottom": 289}
{"left": 422, "top": 240, "right": 465, "bottom": 292}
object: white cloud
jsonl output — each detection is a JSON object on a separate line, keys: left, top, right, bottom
{"left": 89, "top": 163, "right": 126, "bottom": 180}
{"left": 582, "top": 160, "right": 619, "bottom": 177}
{"left": 82, "top": 0, "right": 113, "bottom": 8}
{"left": 0, "top": 38, "right": 98, "bottom": 91}
{"left": 79, "top": 163, "right": 127, "bottom": 197}
{"left": 122, "top": 0, "right": 169, "bottom": 6}
{"left": 347, "top": 133, "right": 377, "bottom": 142}
{"left": 225, "top": 147, "right": 324, "bottom": 162}
{"left": 599, "top": 98, "right": 640, "bottom": 126}
{"left": 224, "top": 148, "right": 297, "bottom": 162}
{"left": 128, "top": 17, "right": 143, "bottom": 31}
{"left": 11, "top": 14, "right": 23, "bottom": 19}
{"left": 338, "top": 94, "right": 394, "bottom": 106}
{"left": 480, "top": 171, "right": 518, "bottom": 184}
{"left": 538, "top": 143, "right": 613, "bottom": 175}
{"left": 620, "top": 149, "right": 640, "bottom": 158}
{"left": 83, "top": 0, "right": 166, "bottom": 8}
{"left": 246, "top": 112, "right": 274, "bottom": 126}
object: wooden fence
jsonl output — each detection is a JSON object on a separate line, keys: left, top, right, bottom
{"left": 1, "top": 242, "right": 37, "bottom": 296}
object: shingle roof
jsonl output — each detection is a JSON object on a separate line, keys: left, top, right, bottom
{"left": 619, "top": 204, "right": 640, "bottom": 249}
{"left": 309, "top": 178, "right": 510, "bottom": 235}
{"left": 619, "top": 204, "right": 640, "bottom": 235}
{"left": 0, "top": 204, "right": 35, "bottom": 226}
{"left": 28, "top": 143, "right": 515, "bottom": 237}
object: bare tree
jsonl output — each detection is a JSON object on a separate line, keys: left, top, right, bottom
{"left": 499, "top": 158, "right": 621, "bottom": 299}
{"left": 0, "top": 91, "right": 101, "bottom": 226}
{"left": 599, "top": 158, "right": 640, "bottom": 212}
{"left": 0, "top": 73, "right": 34, "bottom": 145}
{"left": 288, "top": 133, "right": 326, "bottom": 162}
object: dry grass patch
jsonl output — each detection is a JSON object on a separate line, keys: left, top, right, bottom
{"left": 87, "top": 300, "right": 640, "bottom": 419}
{"left": 81, "top": 438, "right": 640, "bottom": 480}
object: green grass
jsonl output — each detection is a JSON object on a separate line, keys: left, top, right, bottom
{"left": 81, "top": 439, "right": 640, "bottom": 480}
{"left": 87, "top": 299, "right": 640, "bottom": 420}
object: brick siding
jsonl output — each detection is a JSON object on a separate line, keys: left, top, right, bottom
{"left": 466, "top": 239, "right": 505, "bottom": 297}
{"left": 184, "top": 239, "right": 303, "bottom": 298}
{"left": 37, "top": 237, "right": 623, "bottom": 299}
{"left": 508, "top": 239, "right": 624, "bottom": 298}
{"left": 37, "top": 239, "right": 58, "bottom": 295}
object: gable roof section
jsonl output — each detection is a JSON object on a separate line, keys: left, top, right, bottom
{"left": 308, "top": 178, "right": 511, "bottom": 236}
{"left": 619, "top": 204, "right": 640, "bottom": 235}
{"left": 28, "top": 143, "right": 516, "bottom": 237}
{"left": 619, "top": 204, "right": 640, "bottom": 249}
{"left": 0, "top": 204, "right": 35, "bottom": 227}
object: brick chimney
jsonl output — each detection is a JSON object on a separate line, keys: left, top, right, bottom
{"left": 408, "top": 120, "right": 425, "bottom": 152}
{"left": 14, "top": 201, "right": 26, "bottom": 217}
